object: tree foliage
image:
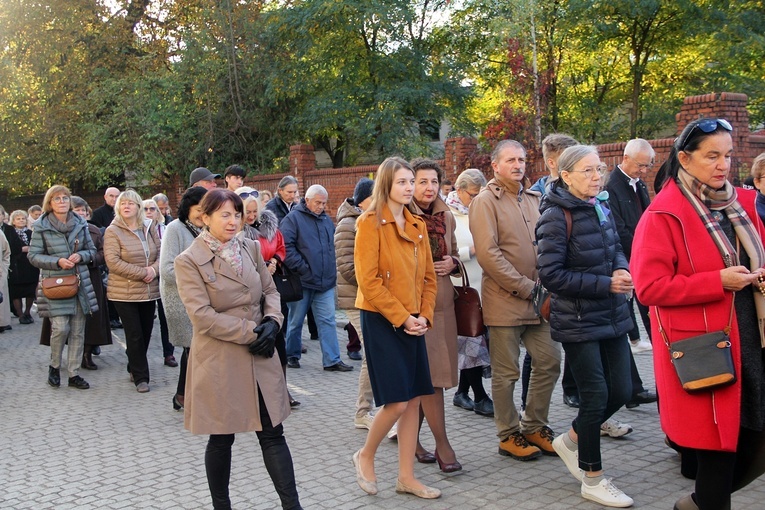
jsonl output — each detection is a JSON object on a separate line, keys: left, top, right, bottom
{"left": 0, "top": 0, "right": 763, "bottom": 196}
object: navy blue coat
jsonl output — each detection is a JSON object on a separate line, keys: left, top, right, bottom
{"left": 280, "top": 200, "right": 337, "bottom": 292}
{"left": 535, "top": 181, "right": 632, "bottom": 343}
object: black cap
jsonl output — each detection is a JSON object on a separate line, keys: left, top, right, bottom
{"left": 353, "top": 178, "right": 374, "bottom": 207}
{"left": 189, "top": 167, "right": 221, "bottom": 187}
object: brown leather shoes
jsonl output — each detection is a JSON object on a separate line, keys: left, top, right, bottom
{"left": 524, "top": 426, "right": 557, "bottom": 456}
{"left": 498, "top": 431, "right": 542, "bottom": 460}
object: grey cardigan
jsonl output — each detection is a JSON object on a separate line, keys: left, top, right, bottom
{"left": 159, "top": 219, "right": 197, "bottom": 348}
{"left": 28, "top": 212, "right": 98, "bottom": 317}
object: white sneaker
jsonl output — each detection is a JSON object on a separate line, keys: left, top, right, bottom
{"left": 552, "top": 433, "right": 582, "bottom": 481}
{"left": 600, "top": 419, "right": 633, "bottom": 438}
{"left": 354, "top": 413, "right": 374, "bottom": 430}
{"left": 630, "top": 338, "right": 652, "bottom": 354}
{"left": 581, "top": 478, "right": 634, "bottom": 507}
{"left": 387, "top": 422, "right": 398, "bottom": 440}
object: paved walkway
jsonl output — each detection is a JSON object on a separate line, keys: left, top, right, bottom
{"left": 1, "top": 310, "right": 763, "bottom": 509}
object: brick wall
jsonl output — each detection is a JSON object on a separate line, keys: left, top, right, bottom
{"left": 4, "top": 92, "right": 765, "bottom": 217}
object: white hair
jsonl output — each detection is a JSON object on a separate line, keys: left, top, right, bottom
{"left": 623, "top": 138, "right": 655, "bottom": 159}
{"left": 305, "top": 184, "right": 328, "bottom": 199}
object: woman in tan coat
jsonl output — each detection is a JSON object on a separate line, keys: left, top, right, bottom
{"left": 104, "top": 189, "right": 161, "bottom": 393}
{"left": 175, "top": 189, "right": 300, "bottom": 510}
{"left": 407, "top": 158, "right": 462, "bottom": 473}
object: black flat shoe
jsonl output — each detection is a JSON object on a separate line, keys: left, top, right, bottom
{"left": 626, "top": 390, "right": 658, "bottom": 408}
{"left": 173, "top": 394, "right": 184, "bottom": 411}
{"left": 68, "top": 375, "right": 90, "bottom": 389}
{"left": 324, "top": 361, "right": 354, "bottom": 372}
{"left": 287, "top": 357, "right": 301, "bottom": 369}
{"left": 290, "top": 398, "right": 301, "bottom": 407}
{"left": 563, "top": 393, "right": 580, "bottom": 408}
{"left": 48, "top": 366, "right": 60, "bottom": 387}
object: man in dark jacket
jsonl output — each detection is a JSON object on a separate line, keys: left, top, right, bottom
{"left": 91, "top": 186, "right": 122, "bottom": 328}
{"left": 280, "top": 184, "right": 353, "bottom": 372}
{"left": 604, "top": 138, "right": 658, "bottom": 409}
{"left": 91, "top": 187, "right": 120, "bottom": 228}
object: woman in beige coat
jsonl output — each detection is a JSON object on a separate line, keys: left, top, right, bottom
{"left": 408, "top": 158, "right": 461, "bottom": 473}
{"left": 104, "top": 189, "right": 161, "bottom": 393}
{"left": 175, "top": 189, "right": 300, "bottom": 510}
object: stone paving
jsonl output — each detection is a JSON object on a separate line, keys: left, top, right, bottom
{"left": 1, "top": 309, "right": 764, "bottom": 510}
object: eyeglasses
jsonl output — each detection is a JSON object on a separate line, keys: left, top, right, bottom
{"left": 144, "top": 207, "right": 157, "bottom": 212}
{"left": 635, "top": 162, "right": 654, "bottom": 170}
{"left": 52, "top": 196, "right": 70, "bottom": 203}
{"left": 567, "top": 164, "right": 607, "bottom": 178}
{"left": 461, "top": 189, "right": 479, "bottom": 199}
{"left": 675, "top": 118, "right": 733, "bottom": 151}
{"left": 238, "top": 190, "right": 259, "bottom": 199}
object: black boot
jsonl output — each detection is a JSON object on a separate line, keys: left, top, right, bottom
{"left": 259, "top": 427, "right": 302, "bottom": 509}
{"left": 48, "top": 366, "right": 60, "bottom": 387}
{"left": 205, "top": 434, "right": 234, "bottom": 510}
{"left": 82, "top": 346, "right": 98, "bottom": 370}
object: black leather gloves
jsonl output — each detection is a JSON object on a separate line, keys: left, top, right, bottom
{"left": 248, "top": 317, "right": 280, "bottom": 358}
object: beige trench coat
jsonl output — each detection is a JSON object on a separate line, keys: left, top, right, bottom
{"left": 409, "top": 198, "right": 459, "bottom": 389}
{"left": 174, "top": 236, "right": 287, "bottom": 435}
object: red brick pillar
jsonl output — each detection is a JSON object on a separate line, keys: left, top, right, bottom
{"left": 444, "top": 137, "right": 479, "bottom": 180}
{"left": 289, "top": 144, "right": 315, "bottom": 194}
{"left": 676, "top": 92, "right": 751, "bottom": 179}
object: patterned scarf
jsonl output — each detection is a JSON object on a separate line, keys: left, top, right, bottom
{"left": 445, "top": 190, "right": 469, "bottom": 215}
{"left": 184, "top": 220, "right": 202, "bottom": 238}
{"left": 587, "top": 191, "right": 611, "bottom": 225}
{"left": 199, "top": 228, "right": 243, "bottom": 277}
{"left": 418, "top": 207, "right": 448, "bottom": 262}
{"left": 15, "top": 228, "right": 29, "bottom": 245}
{"left": 677, "top": 168, "right": 765, "bottom": 346}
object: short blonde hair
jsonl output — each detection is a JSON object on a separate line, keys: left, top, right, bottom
{"left": 42, "top": 185, "right": 72, "bottom": 213}
{"left": 115, "top": 189, "right": 146, "bottom": 225}
{"left": 10, "top": 210, "right": 28, "bottom": 225}
{"left": 751, "top": 152, "right": 765, "bottom": 181}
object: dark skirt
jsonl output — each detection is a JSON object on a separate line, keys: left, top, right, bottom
{"left": 9, "top": 282, "right": 37, "bottom": 301}
{"left": 40, "top": 266, "right": 112, "bottom": 347}
{"left": 361, "top": 310, "right": 434, "bottom": 406}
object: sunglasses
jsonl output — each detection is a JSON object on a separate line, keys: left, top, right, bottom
{"left": 238, "top": 190, "right": 259, "bottom": 199}
{"left": 144, "top": 207, "right": 157, "bottom": 212}
{"left": 675, "top": 118, "right": 732, "bottom": 151}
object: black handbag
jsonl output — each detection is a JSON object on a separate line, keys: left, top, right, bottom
{"left": 272, "top": 263, "right": 303, "bottom": 303}
{"left": 656, "top": 299, "right": 736, "bottom": 394}
{"left": 532, "top": 279, "right": 551, "bottom": 321}
{"left": 453, "top": 259, "right": 484, "bottom": 337}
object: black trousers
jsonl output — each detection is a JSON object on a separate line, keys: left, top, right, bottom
{"left": 205, "top": 388, "right": 301, "bottom": 510}
{"left": 114, "top": 300, "right": 156, "bottom": 385}
{"left": 693, "top": 427, "right": 765, "bottom": 510}
{"left": 176, "top": 347, "right": 190, "bottom": 396}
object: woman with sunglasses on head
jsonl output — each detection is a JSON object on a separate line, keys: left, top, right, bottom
{"left": 143, "top": 198, "right": 176, "bottom": 368}
{"left": 160, "top": 187, "right": 208, "bottom": 411}
{"left": 632, "top": 118, "right": 765, "bottom": 510}
{"left": 536, "top": 146, "right": 634, "bottom": 507}
{"left": 28, "top": 185, "right": 98, "bottom": 390}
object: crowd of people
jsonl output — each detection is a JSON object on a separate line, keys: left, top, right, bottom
{"left": 3, "top": 118, "right": 765, "bottom": 509}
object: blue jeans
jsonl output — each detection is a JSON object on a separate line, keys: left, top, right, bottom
{"left": 285, "top": 288, "right": 341, "bottom": 367}
{"left": 562, "top": 336, "right": 632, "bottom": 472}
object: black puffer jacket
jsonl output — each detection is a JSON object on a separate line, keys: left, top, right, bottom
{"left": 535, "top": 181, "right": 632, "bottom": 343}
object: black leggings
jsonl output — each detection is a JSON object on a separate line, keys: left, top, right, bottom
{"left": 176, "top": 347, "right": 190, "bottom": 396}
{"left": 205, "top": 388, "right": 301, "bottom": 510}
{"left": 693, "top": 427, "right": 765, "bottom": 510}
{"left": 457, "top": 366, "right": 489, "bottom": 401}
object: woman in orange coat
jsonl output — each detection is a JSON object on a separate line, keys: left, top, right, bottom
{"left": 352, "top": 156, "right": 440, "bottom": 499}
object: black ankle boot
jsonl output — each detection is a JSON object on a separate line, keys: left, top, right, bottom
{"left": 48, "top": 366, "right": 60, "bottom": 387}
